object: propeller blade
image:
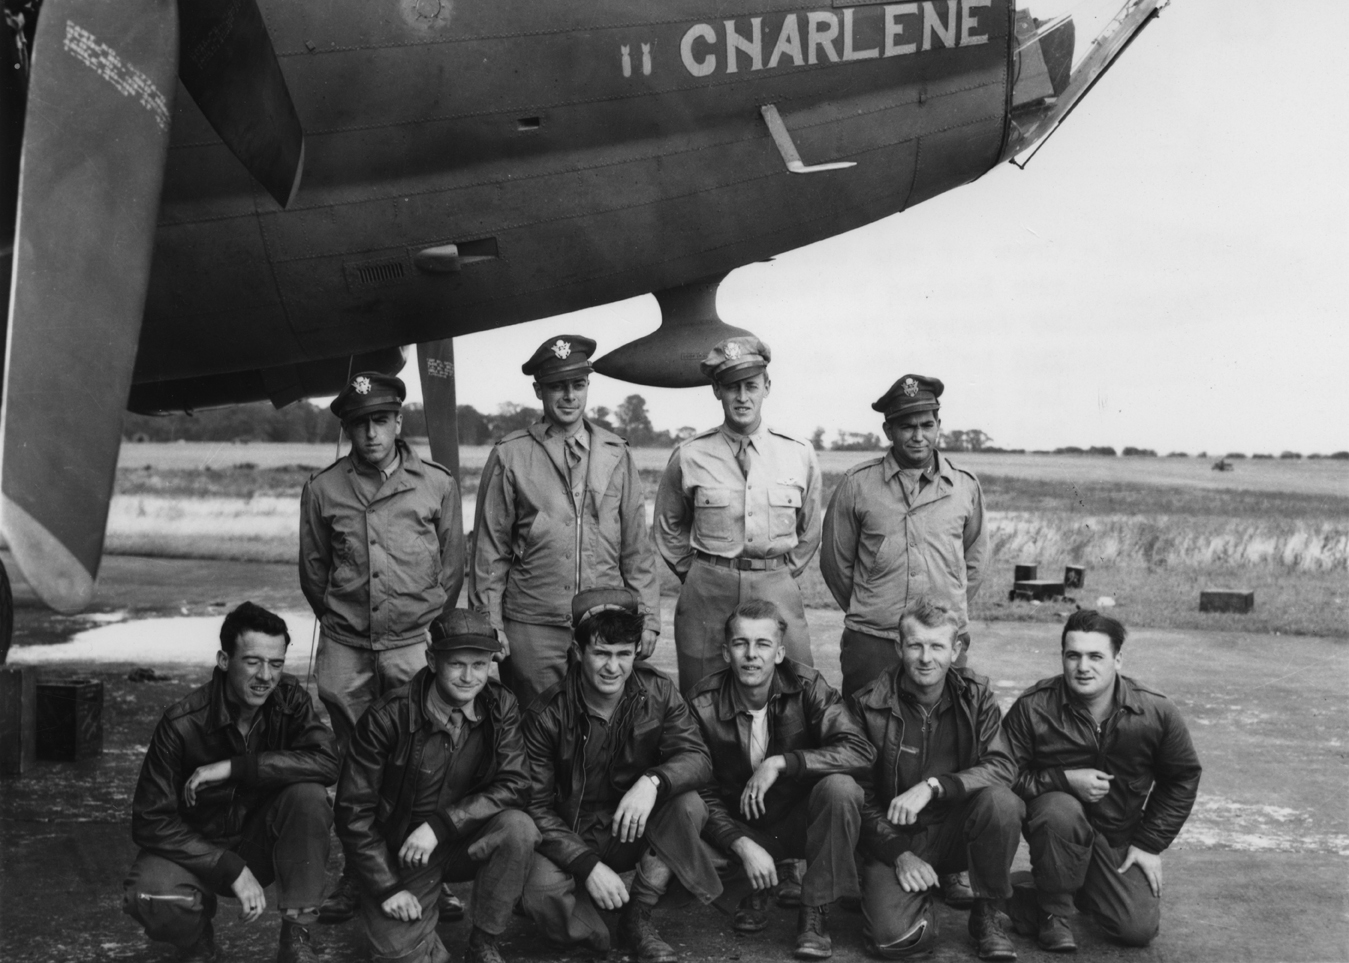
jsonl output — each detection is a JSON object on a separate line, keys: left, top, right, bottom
{"left": 416, "top": 340, "right": 461, "bottom": 478}
{"left": 2, "top": 0, "right": 178, "bottom": 612}
{"left": 178, "top": 0, "right": 304, "bottom": 208}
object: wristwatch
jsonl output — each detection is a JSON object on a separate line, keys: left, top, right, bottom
{"left": 645, "top": 772, "right": 662, "bottom": 790}
{"left": 925, "top": 777, "right": 943, "bottom": 798}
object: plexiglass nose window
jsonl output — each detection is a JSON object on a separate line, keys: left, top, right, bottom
{"left": 1005, "top": 0, "right": 1167, "bottom": 164}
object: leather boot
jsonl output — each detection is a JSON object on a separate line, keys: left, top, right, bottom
{"left": 1006, "top": 884, "right": 1076, "bottom": 953}
{"left": 177, "top": 921, "right": 217, "bottom": 962}
{"left": 618, "top": 901, "right": 677, "bottom": 963}
{"left": 317, "top": 872, "right": 358, "bottom": 924}
{"left": 794, "top": 904, "right": 832, "bottom": 960}
{"left": 940, "top": 871, "right": 975, "bottom": 908}
{"left": 276, "top": 919, "right": 320, "bottom": 963}
{"left": 776, "top": 859, "right": 804, "bottom": 907}
{"left": 466, "top": 927, "right": 506, "bottom": 963}
{"left": 968, "top": 900, "right": 1017, "bottom": 961}
{"left": 734, "top": 890, "right": 771, "bottom": 933}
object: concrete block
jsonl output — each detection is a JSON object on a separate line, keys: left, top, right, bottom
{"left": 1200, "top": 590, "right": 1254, "bottom": 614}
{"left": 0, "top": 666, "right": 37, "bottom": 776}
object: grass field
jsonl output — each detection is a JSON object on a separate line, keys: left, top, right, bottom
{"left": 107, "top": 442, "right": 1349, "bottom": 638}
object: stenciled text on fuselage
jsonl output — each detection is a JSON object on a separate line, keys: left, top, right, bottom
{"left": 679, "top": 1, "right": 995, "bottom": 78}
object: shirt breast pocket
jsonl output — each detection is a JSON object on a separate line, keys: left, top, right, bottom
{"left": 768, "top": 486, "right": 802, "bottom": 538}
{"left": 693, "top": 487, "right": 735, "bottom": 543}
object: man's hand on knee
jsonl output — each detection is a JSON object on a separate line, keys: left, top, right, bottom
{"left": 1064, "top": 768, "right": 1113, "bottom": 804}
{"left": 585, "top": 862, "right": 630, "bottom": 911}
{"left": 614, "top": 775, "right": 659, "bottom": 843}
{"left": 399, "top": 821, "right": 439, "bottom": 869}
{"left": 887, "top": 782, "right": 934, "bottom": 826}
{"left": 231, "top": 867, "right": 267, "bottom": 922}
{"left": 730, "top": 836, "right": 779, "bottom": 890}
{"left": 183, "top": 761, "right": 232, "bottom": 807}
{"left": 893, "top": 852, "right": 938, "bottom": 894}
{"left": 1118, "top": 845, "right": 1163, "bottom": 897}
{"left": 741, "top": 757, "right": 786, "bottom": 820}
{"left": 381, "top": 890, "right": 423, "bottom": 921}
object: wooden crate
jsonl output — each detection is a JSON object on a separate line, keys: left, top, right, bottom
{"left": 36, "top": 678, "right": 104, "bottom": 761}
{"left": 1013, "top": 580, "right": 1066, "bottom": 601}
{"left": 1014, "top": 564, "right": 1038, "bottom": 582}
{"left": 1200, "top": 590, "right": 1254, "bottom": 614}
{"left": 1064, "top": 565, "right": 1086, "bottom": 589}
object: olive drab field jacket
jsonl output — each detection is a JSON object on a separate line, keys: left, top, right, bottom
{"left": 300, "top": 440, "right": 465, "bottom": 649}
{"left": 820, "top": 450, "right": 986, "bottom": 638}
{"left": 1002, "top": 674, "right": 1202, "bottom": 854}
{"left": 469, "top": 420, "right": 659, "bottom": 634}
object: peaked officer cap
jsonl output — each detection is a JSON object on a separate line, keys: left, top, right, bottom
{"left": 873, "top": 374, "right": 944, "bottom": 420}
{"left": 700, "top": 336, "right": 771, "bottom": 385}
{"left": 330, "top": 372, "right": 406, "bottom": 420}
{"left": 523, "top": 336, "right": 597, "bottom": 383}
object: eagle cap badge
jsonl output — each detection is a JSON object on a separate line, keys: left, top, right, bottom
{"left": 551, "top": 340, "right": 572, "bottom": 359}
{"left": 901, "top": 377, "right": 919, "bottom": 397}
{"left": 723, "top": 341, "right": 742, "bottom": 360}
{"left": 353, "top": 376, "right": 372, "bottom": 395}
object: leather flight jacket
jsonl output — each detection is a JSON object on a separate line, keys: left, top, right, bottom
{"left": 848, "top": 664, "right": 1017, "bottom": 865}
{"left": 523, "top": 662, "right": 712, "bottom": 880}
{"left": 1002, "top": 673, "right": 1202, "bottom": 854}
{"left": 335, "top": 670, "right": 530, "bottom": 901}
{"left": 687, "top": 660, "right": 875, "bottom": 852}
{"left": 131, "top": 669, "right": 340, "bottom": 891}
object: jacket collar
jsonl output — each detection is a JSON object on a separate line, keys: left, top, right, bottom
{"left": 349, "top": 439, "right": 423, "bottom": 489}
{"left": 562, "top": 658, "right": 650, "bottom": 717}
{"left": 859, "top": 662, "right": 969, "bottom": 715}
{"left": 1047, "top": 673, "right": 1146, "bottom": 717}
{"left": 881, "top": 449, "right": 953, "bottom": 487}
{"left": 714, "top": 661, "right": 803, "bottom": 722}
{"left": 409, "top": 667, "right": 501, "bottom": 731}
{"left": 527, "top": 419, "right": 626, "bottom": 492}
{"left": 206, "top": 667, "right": 280, "bottom": 732}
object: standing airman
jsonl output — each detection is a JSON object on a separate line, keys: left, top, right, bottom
{"left": 469, "top": 336, "right": 660, "bottom": 708}
{"left": 299, "top": 371, "right": 465, "bottom": 923}
{"left": 653, "top": 336, "right": 822, "bottom": 695}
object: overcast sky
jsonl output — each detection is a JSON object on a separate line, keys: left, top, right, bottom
{"left": 404, "top": 0, "right": 1346, "bottom": 456}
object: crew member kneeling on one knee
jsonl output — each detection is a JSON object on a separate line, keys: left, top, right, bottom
{"left": 335, "top": 608, "right": 538, "bottom": 963}
{"left": 122, "top": 602, "right": 338, "bottom": 963}
{"left": 688, "top": 599, "right": 874, "bottom": 960}
{"left": 848, "top": 598, "right": 1022, "bottom": 961}
{"left": 520, "top": 587, "right": 721, "bottom": 963}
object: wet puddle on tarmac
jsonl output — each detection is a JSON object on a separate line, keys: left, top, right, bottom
{"left": 7, "top": 610, "right": 320, "bottom": 669}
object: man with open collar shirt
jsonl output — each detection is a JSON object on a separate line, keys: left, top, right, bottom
{"left": 820, "top": 374, "right": 987, "bottom": 699}
{"left": 335, "top": 608, "right": 538, "bottom": 963}
{"left": 1001, "top": 610, "right": 1201, "bottom": 952}
{"left": 520, "top": 588, "right": 720, "bottom": 963}
{"left": 469, "top": 335, "right": 660, "bottom": 708}
{"left": 848, "top": 598, "right": 1021, "bottom": 961}
{"left": 688, "top": 599, "right": 874, "bottom": 960}
{"left": 653, "top": 335, "right": 823, "bottom": 695}
{"left": 123, "top": 603, "right": 338, "bottom": 963}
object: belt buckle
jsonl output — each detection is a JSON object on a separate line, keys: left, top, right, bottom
{"left": 734, "top": 557, "right": 754, "bottom": 571}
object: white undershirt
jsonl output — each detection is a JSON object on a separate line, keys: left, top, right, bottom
{"left": 748, "top": 706, "right": 770, "bottom": 770}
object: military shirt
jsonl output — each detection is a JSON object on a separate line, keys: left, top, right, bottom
{"left": 820, "top": 450, "right": 986, "bottom": 638}
{"left": 653, "top": 423, "right": 822, "bottom": 578}
{"left": 300, "top": 440, "right": 464, "bottom": 649}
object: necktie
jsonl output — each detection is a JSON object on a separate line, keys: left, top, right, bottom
{"left": 446, "top": 708, "right": 464, "bottom": 748}
{"left": 566, "top": 437, "right": 583, "bottom": 494}
{"left": 736, "top": 436, "right": 751, "bottom": 479}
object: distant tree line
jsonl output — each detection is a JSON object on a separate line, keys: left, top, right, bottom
{"left": 122, "top": 400, "right": 1349, "bottom": 459}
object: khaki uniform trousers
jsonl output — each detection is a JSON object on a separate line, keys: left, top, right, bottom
{"left": 673, "top": 560, "right": 812, "bottom": 695}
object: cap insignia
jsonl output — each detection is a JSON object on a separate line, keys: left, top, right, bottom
{"left": 902, "top": 377, "right": 919, "bottom": 397}
{"left": 724, "top": 341, "right": 742, "bottom": 360}
{"left": 353, "top": 376, "right": 372, "bottom": 395}
{"left": 551, "top": 340, "right": 572, "bottom": 359}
